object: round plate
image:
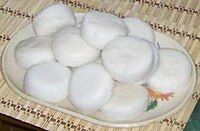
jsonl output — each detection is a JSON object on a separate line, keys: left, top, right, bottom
{"left": 1, "top": 13, "right": 197, "bottom": 128}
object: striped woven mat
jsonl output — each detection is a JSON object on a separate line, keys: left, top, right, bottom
{"left": 0, "top": 0, "right": 199, "bottom": 130}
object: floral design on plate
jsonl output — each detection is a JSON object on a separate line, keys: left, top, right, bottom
{"left": 146, "top": 87, "right": 174, "bottom": 111}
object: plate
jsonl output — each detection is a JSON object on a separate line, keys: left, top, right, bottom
{"left": 1, "top": 13, "right": 197, "bottom": 128}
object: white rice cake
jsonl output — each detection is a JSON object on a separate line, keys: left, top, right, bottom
{"left": 15, "top": 36, "right": 54, "bottom": 69}
{"left": 24, "top": 62, "right": 71, "bottom": 103}
{"left": 68, "top": 63, "right": 114, "bottom": 114}
{"left": 148, "top": 48, "right": 192, "bottom": 93}
{"left": 100, "top": 83, "right": 148, "bottom": 121}
{"left": 82, "top": 11, "right": 128, "bottom": 49}
{"left": 33, "top": 3, "right": 76, "bottom": 36}
{"left": 52, "top": 26, "right": 100, "bottom": 67}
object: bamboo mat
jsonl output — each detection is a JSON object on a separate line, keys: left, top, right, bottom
{"left": 0, "top": 0, "right": 199, "bottom": 130}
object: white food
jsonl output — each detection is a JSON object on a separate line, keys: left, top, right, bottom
{"left": 102, "top": 36, "right": 154, "bottom": 84}
{"left": 15, "top": 36, "right": 54, "bottom": 69}
{"left": 68, "top": 63, "right": 114, "bottom": 114}
{"left": 148, "top": 48, "right": 192, "bottom": 93}
{"left": 123, "top": 17, "right": 155, "bottom": 43}
{"left": 52, "top": 26, "right": 100, "bottom": 67}
{"left": 82, "top": 11, "right": 128, "bottom": 49}
{"left": 24, "top": 62, "right": 71, "bottom": 103}
{"left": 33, "top": 3, "right": 76, "bottom": 36}
{"left": 100, "top": 83, "right": 148, "bottom": 121}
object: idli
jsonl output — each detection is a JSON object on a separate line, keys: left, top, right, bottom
{"left": 15, "top": 36, "right": 54, "bottom": 69}
{"left": 123, "top": 17, "right": 155, "bottom": 43}
{"left": 100, "top": 83, "right": 148, "bottom": 121}
{"left": 24, "top": 62, "right": 71, "bottom": 103}
{"left": 82, "top": 11, "right": 128, "bottom": 49}
{"left": 102, "top": 36, "right": 154, "bottom": 84}
{"left": 68, "top": 63, "right": 114, "bottom": 114}
{"left": 33, "top": 3, "right": 76, "bottom": 36}
{"left": 148, "top": 48, "right": 192, "bottom": 93}
{"left": 52, "top": 26, "right": 100, "bottom": 67}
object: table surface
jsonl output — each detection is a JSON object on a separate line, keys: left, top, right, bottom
{"left": 184, "top": 100, "right": 200, "bottom": 131}
{"left": 0, "top": 100, "right": 199, "bottom": 131}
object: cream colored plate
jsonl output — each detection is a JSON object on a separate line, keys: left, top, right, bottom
{"left": 1, "top": 13, "right": 197, "bottom": 128}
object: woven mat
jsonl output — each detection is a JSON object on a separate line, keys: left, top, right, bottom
{"left": 0, "top": 0, "right": 199, "bottom": 130}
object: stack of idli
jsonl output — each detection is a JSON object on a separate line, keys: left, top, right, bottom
{"left": 14, "top": 3, "right": 192, "bottom": 122}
